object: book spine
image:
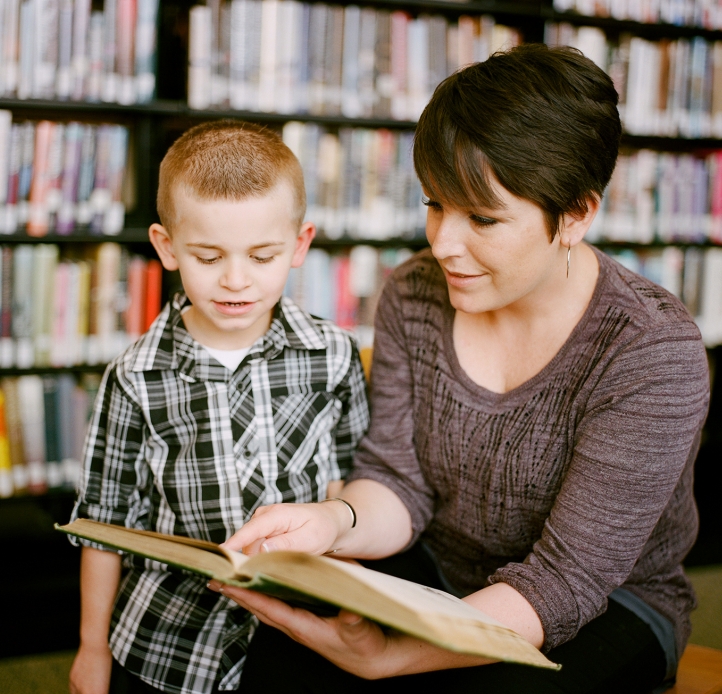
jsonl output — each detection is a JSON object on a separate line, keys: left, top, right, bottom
{"left": 86, "top": 11, "right": 105, "bottom": 102}
{"left": 0, "top": 247, "right": 13, "bottom": 367}
{"left": 56, "top": 122, "right": 83, "bottom": 235}
{"left": 17, "top": 374, "right": 47, "bottom": 493}
{"left": 26, "top": 120, "right": 53, "bottom": 237}
{"left": 43, "top": 375, "right": 63, "bottom": 488}
{"left": 56, "top": 0, "right": 73, "bottom": 99}
{"left": 1, "top": 377, "right": 27, "bottom": 493}
{"left": 0, "top": 389, "right": 14, "bottom": 498}
{"left": 188, "top": 4, "right": 212, "bottom": 110}
{"left": 0, "top": 111, "right": 11, "bottom": 230}
{"left": 143, "top": 257, "right": 162, "bottom": 332}
{"left": 71, "top": 0, "right": 91, "bottom": 100}
{"left": 1, "top": 0, "right": 22, "bottom": 96}
{"left": 134, "top": 0, "right": 159, "bottom": 103}
{"left": 116, "top": 0, "right": 137, "bottom": 104}
{"left": 102, "top": 0, "right": 119, "bottom": 102}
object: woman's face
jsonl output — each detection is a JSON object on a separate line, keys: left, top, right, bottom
{"left": 425, "top": 179, "right": 566, "bottom": 316}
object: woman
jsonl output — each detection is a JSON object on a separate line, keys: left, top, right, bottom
{"left": 210, "top": 44, "right": 709, "bottom": 693}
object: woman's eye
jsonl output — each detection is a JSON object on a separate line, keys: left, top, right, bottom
{"left": 196, "top": 256, "right": 219, "bottom": 265}
{"left": 470, "top": 215, "right": 497, "bottom": 228}
{"left": 422, "top": 196, "right": 443, "bottom": 210}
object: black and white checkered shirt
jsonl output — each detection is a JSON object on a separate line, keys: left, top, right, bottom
{"left": 71, "top": 292, "right": 369, "bottom": 694}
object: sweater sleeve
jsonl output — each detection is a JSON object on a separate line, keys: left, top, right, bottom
{"left": 488, "top": 322, "right": 709, "bottom": 652}
{"left": 347, "top": 276, "right": 436, "bottom": 540}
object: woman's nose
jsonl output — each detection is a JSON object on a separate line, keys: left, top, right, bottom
{"left": 429, "top": 212, "right": 465, "bottom": 260}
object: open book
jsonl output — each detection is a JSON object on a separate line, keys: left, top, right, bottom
{"left": 56, "top": 518, "right": 558, "bottom": 671}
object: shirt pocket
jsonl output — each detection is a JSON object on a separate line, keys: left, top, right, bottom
{"left": 271, "top": 391, "right": 338, "bottom": 473}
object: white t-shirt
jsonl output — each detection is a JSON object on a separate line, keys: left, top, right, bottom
{"left": 202, "top": 345, "right": 251, "bottom": 372}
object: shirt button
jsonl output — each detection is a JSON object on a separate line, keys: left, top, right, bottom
{"left": 243, "top": 449, "right": 252, "bottom": 459}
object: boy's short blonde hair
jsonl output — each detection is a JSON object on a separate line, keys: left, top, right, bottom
{"left": 157, "top": 120, "right": 306, "bottom": 231}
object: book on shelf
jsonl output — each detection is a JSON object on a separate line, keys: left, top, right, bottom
{"left": 0, "top": 371, "right": 98, "bottom": 497}
{"left": 0, "top": 113, "right": 131, "bottom": 236}
{"left": 0, "top": 243, "right": 162, "bottom": 369}
{"left": 552, "top": 0, "right": 722, "bottom": 29}
{"left": 282, "top": 121, "right": 425, "bottom": 241}
{"left": 56, "top": 517, "right": 558, "bottom": 671}
{"left": 284, "top": 245, "right": 413, "bottom": 346}
{"left": 0, "top": 0, "right": 159, "bottom": 104}
{"left": 188, "top": 2, "right": 521, "bottom": 119}
{"left": 546, "top": 22, "right": 722, "bottom": 138}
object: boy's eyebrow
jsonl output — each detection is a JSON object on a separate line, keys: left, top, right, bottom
{"left": 187, "top": 241, "right": 286, "bottom": 251}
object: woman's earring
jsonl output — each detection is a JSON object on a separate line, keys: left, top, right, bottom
{"left": 567, "top": 245, "right": 571, "bottom": 279}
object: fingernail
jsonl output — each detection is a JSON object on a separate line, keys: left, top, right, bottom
{"left": 261, "top": 540, "right": 276, "bottom": 552}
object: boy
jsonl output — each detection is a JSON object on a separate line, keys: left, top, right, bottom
{"left": 68, "top": 120, "right": 369, "bottom": 694}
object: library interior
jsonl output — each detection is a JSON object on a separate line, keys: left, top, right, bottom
{"left": 1, "top": 0, "right": 722, "bottom": 691}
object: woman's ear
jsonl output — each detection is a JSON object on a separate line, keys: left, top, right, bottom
{"left": 560, "top": 196, "right": 601, "bottom": 249}
{"left": 149, "top": 223, "right": 180, "bottom": 271}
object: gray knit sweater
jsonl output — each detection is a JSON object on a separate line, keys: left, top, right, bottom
{"left": 349, "top": 247, "right": 709, "bottom": 656}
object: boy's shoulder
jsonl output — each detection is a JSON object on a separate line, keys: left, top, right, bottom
{"left": 277, "top": 296, "right": 359, "bottom": 355}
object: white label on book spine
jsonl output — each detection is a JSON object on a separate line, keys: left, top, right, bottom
{"left": 0, "top": 471, "right": 12, "bottom": 498}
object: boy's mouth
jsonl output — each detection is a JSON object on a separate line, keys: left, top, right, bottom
{"left": 213, "top": 300, "right": 256, "bottom": 315}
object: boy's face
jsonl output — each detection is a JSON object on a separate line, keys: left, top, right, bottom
{"left": 149, "top": 182, "right": 314, "bottom": 350}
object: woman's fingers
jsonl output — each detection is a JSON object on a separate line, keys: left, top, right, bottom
{"left": 223, "top": 503, "right": 341, "bottom": 555}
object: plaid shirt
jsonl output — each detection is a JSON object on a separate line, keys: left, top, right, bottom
{"left": 71, "top": 292, "right": 369, "bottom": 694}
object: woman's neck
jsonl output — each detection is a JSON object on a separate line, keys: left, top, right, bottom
{"left": 452, "top": 244, "right": 600, "bottom": 394}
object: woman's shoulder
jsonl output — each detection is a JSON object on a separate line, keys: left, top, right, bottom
{"left": 593, "top": 247, "right": 701, "bottom": 340}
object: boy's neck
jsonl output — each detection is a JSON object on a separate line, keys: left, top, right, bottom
{"left": 181, "top": 305, "right": 275, "bottom": 350}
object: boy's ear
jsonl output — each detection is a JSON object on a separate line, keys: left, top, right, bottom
{"left": 290, "top": 222, "right": 316, "bottom": 268}
{"left": 149, "top": 223, "right": 180, "bottom": 271}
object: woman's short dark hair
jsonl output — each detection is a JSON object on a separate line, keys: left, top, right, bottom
{"left": 413, "top": 43, "right": 621, "bottom": 239}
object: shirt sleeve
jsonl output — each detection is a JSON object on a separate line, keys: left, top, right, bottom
{"left": 347, "top": 278, "right": 436, "bottom": 537}
{"left": 488, "top": 322, "right": 710, "bottom": 652}
{"left": 70, "top": 363, "right": 151, "bottom": 545}
{"left": 329, "top": 338, "right": 370, "bottom": 479}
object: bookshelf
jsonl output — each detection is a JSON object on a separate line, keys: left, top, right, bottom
{"left": 0, "top": 0, "right": 721, "bottom": 657}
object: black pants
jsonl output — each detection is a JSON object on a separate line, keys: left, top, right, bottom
{"left": 240, "top": 545, "right": 669, "bottom": 694}
{"left": 109, "top": 660, "right": 245, "bottom": 694}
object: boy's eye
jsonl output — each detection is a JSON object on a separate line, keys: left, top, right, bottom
{"left": 469, "top": 214, "right": 497, "bottom": 228}
{"left": 196, "top": 256, "right": 219, "bottom": 265}
{"left": 252, "top": 255, "right": 275, "bottom": 264}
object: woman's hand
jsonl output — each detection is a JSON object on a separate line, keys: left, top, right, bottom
{"left": 222, "top": 500, "right": 353, "bottom": 556}
{"left": 208, "top": 582, "right": 493, "bottom": 678}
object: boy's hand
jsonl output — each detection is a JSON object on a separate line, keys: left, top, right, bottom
{"left": 222, "top": 501, "right": 353, "bottom": 556}
{"left": 69, "top": 643, "right": 113, "bottom": 694}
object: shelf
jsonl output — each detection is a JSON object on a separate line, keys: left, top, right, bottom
{"left": 594, "top": 240, "right": 722, "bottom": 249}
{"left": 0, "top": 229, "right": 151, "bottom": 244}
{"left": 545, "top": 9, "right": 722, "bottom": 39}
{"left": 0, "top": 364, "right": 108, "bottom": 376}
{"left": 312, "top": 236, "right": 428, "bottom": 248}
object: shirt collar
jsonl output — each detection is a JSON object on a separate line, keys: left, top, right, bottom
{"left": 129, "top": 293, "right": 327, "bottom": 379}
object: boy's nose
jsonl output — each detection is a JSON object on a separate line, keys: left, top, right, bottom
{"left": 220, "top": 262, "right": 251, "bottom": 290}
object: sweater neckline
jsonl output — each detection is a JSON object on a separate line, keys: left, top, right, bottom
{"left": 440, "top": 244, "right": 608, "bottom": 404}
